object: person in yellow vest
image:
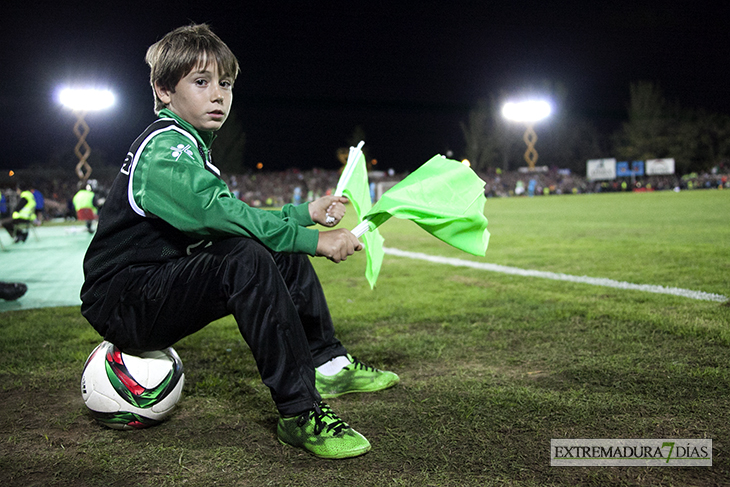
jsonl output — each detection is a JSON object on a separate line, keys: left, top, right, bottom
{"left": 1, "top": 185, "right": 36, "bottom": 243}
{"left": 73, "top": 182, "right": 98, "bottom": 234}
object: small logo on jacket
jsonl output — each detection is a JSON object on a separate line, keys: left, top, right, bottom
{"left": 171, "top": 144, "right": 194, "bottom": 161}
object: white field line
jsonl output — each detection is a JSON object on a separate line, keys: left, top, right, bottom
{"left": 384, "top": 247, "right": 728, "bottom": 303}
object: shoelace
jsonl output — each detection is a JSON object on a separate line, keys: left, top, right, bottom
{"left": 298, "top": 402, "right": 349, "bottom": 436}
{"left": 349, "top": 356, "right": 376, "bottom": 372}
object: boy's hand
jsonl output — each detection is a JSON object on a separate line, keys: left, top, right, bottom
{"left": 316, "top": 228, "right": 363, "bottom": 263}
{"left": 309, "top": 196, "right": 349, "bottom": 227}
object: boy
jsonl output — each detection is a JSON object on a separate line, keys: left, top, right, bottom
{"left": 80, "top": 24, "right": 398, "bottom": 459}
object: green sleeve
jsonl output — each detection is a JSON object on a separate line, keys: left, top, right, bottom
{"left": 267, "top": 201, "right": 316, "bottom": 226}
{"left": 131, "top": 133, "right": 320, "bottom": 255}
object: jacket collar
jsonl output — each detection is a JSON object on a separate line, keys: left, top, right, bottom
{"left": 158, "top": 108, "right": 217, "bottom": 151}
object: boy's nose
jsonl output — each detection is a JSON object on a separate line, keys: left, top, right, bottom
{"left": 211, "top": 87, "right": 224, "bottom": 102}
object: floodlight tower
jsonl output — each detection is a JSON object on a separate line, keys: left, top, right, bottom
{"left": 502, "top": 100, "right": 551, "bottom": 171}
{"left": 59, "top": 88, "right": 115, "bottom": 182}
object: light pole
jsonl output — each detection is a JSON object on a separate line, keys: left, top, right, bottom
{"left": 58, "top": 87, "right": 115, "bottom": 183}
{"left": 502, "top": 100, "right": 551, "bottom": 171}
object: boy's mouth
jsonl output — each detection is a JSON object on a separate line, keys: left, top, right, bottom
{"left": 209, "top": 110, "right": 225, "bottom": 120}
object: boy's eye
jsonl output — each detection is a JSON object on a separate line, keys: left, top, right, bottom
{"left": 220, "top": 80, "right": 233, "bottom": 89}
{"left": 195, "top": 79, "right": 208, "bottom": 86}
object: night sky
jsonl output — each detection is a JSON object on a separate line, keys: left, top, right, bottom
{"left": 2, "top": 1, "right": 727, "bottom": 173}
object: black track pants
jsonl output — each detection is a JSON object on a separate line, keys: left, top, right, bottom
{"left": 100, "top": 237, "right": 347, "bottom": 416}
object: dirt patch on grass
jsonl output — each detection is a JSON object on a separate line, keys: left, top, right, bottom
{"left": 1, "top": 382, "right": 100, "bottom": 486}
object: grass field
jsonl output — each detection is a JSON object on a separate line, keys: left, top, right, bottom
{"left": 1, "top": 189, "right": 728, "bottom": 486}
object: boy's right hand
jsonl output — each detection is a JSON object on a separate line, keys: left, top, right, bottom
{"left": 316, "top": 228, "right": 363, "bottom": 263}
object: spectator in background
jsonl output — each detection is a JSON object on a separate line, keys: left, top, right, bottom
{"left": 1, "top": 185, "right": 36, "bottom": 243}
{"left": 0, "top": 191, "right": 7, "bottom": 218}
{"left": 31, "top": 186, "right": 45, "bottom": 224}
{"left": 515, "top": 180, "right": 525, "bottom": 196}
{"left": 73, "top": 182, "right": 98, "bottom": 234}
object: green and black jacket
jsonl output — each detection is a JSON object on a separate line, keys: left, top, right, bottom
{"left": 81, "top": 109, "right": 318, "bottom": 324}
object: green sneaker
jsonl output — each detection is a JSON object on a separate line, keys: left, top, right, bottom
{"left": 277, "top": 402, "right": 371, "bottom": 459}
{"left": 316, "top": 355, "right": 399, "bottom": 399}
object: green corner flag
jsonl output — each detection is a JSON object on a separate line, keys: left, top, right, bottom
{"left": 362, "top": 155, "right": 490, "bottom": 256}
{"left": 335, "top": 142, "right": 384, "bottom": 289}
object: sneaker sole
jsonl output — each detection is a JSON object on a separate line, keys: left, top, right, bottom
{"left": 318, "top": 377, "right": 400, "bottom": 399}
{"left": 277, "top": 437, "right": 371, "bottom": 459}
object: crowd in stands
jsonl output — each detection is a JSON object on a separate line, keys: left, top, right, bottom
{"left": 476, "top": 165, "right": 729, "bottom": 197}
{"left": 2, "top": 164, "right": 728, "bottom": 223}
{"left": 229, "top": 168, "right": 340, "bottom": 208}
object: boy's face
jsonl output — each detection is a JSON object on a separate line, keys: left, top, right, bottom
{"left": 155, "top": 60, "right": 233, "bottom": 132}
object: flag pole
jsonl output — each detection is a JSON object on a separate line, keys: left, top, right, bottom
{"left": 335, "top": 140, "right": 365, "bottom": 197}
{"left": 351, "top": 219, "right": 370, "bottom": 238}
{"left": 326, "top": 140, "right": 365, "bottom": 224}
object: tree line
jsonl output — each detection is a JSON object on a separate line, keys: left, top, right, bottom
{"left": 460, "top": 81, "right": 730, "bottom": 176}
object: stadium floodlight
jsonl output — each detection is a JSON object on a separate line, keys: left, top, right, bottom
{"left": 59, "top": 88, "right": 115, "bottom": 112}
{"left": 502, "top": 100, "right": 551, "bottom": 123}
{"left": 502, "top": 99, "right": 552, "bottom": 171}
{"left": 58, "top": 87, "right": 115, "bottom": 181}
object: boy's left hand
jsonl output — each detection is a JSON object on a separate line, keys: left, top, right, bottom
{"left": 309, "top": 196, "right": 348, "bottom": 227}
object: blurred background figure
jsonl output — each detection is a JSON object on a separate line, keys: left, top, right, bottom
{"left": 0, "top": 191, "right": 7, "bottom": 219}
{"left": 73, "top": 181, "right": 99, "bottom": 234}
{"left": 31, "top": 185, "right": 45, "bottom": 224}
{"left": 1, "top": 185, "right": 37, "bottom": 243}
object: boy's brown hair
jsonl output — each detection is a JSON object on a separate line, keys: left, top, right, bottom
{"left": 145, "top": 24, "right": 240, "bottom": 114}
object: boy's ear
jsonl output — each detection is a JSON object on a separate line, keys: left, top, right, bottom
{"left": 154, "top": 82, "right": 173, "bottom": 105}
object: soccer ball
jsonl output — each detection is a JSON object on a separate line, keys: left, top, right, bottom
{"left": 81, "top": 341, "right": 185, "bottom": 430}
